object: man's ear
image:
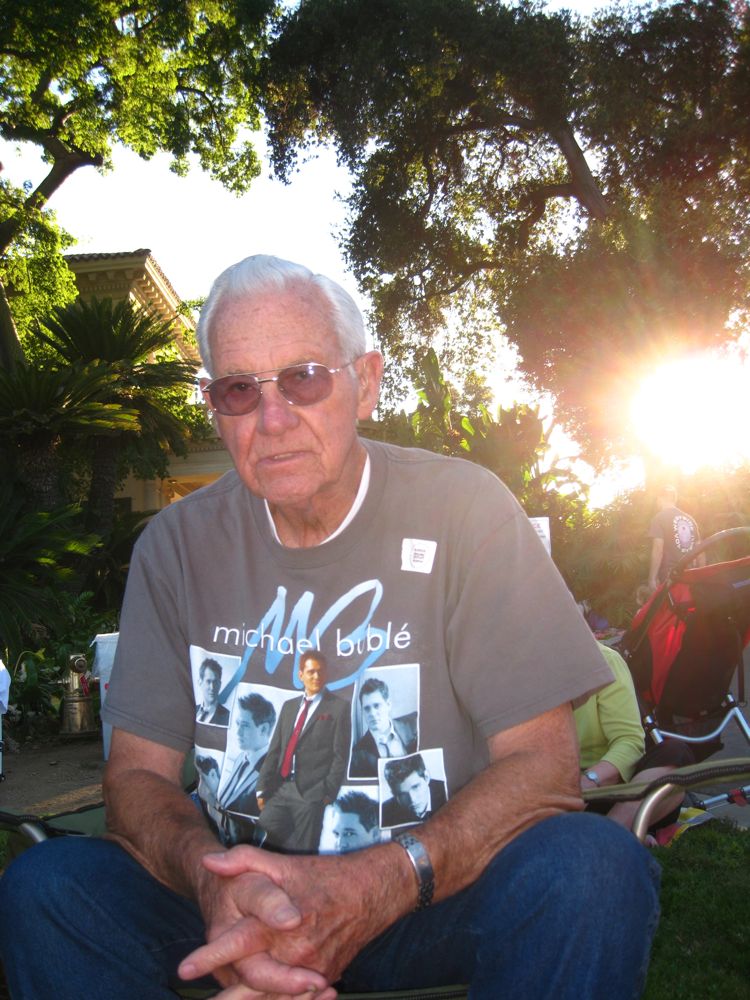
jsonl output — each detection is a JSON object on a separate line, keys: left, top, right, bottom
{"left": 355, "top": 351, "right": 384, "bottom": 421}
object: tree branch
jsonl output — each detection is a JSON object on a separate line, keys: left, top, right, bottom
{"left": 0, "top": 278, "right": 26, "bottom": 371}
{"left": 548, "top": 124, "right": 608, "bottom": 220}
{"left": 0, "top": 128, "right": 103, "bottom": 255}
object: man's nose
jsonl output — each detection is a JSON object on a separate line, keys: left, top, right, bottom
{"left": 255, "top": 382, "right": 300, "bottom": 433}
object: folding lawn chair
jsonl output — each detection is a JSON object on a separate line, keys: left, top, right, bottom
{"left": 581, "top": 755, "right": 750, "bottom": 840}
{"left": 618, "top": 527, "right": 750, "bottom": 763}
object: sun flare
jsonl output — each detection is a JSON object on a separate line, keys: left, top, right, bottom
{"left": 630, "top": 354, "right": 750, "bottom": 474}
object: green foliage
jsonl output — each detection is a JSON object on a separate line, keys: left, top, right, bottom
{"left": 0, "top": 481, "right": 99, "bottom": 659}
{"left": 36, "top": 296, "right": 200, "bottom": 531}
{"left": 40, "top": 591, "right": 118, "bottom": 678}
{"left": 0, "top": 0, "right": 275, "bottom": 365}
{"left": 80, "top": 508, "right": 154, "bottom": 614}
{"left": 262, "top": 0, "right": 750, "bottom": 462}
{"left": 0, "top": 361, "right": 140, "bottom": 509}
{"left": 0, "top": 188, "right": 78, "bottom": 345}
{"left": 0, "top": 1, "right": 271, "bottom": 204}
{"left": 0, "top": 362, "right": 140, "bottom": 439}
{"left": 6, "top": 648, "right": 60, "bottom": 721}
{"left": 37, "top": 297, "right": 198, "bottom": 454}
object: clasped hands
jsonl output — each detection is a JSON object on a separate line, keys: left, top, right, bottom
{"left": 179, "top": 843, "right": 399, "bottom": 1000}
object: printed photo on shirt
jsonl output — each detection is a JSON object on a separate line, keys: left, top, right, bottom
{"left": 194, "top": 746, "right": 225, "bottom": 837}
{"left": 348, "top": 663, "right": 420, "bottom": 779}
{"left": 379, "top": 749, "right": 448, "bottom": 829}
{"left": 250, "top": 652, "right": 353, "bottom": 855}
{"left": 215, "top": 682, "right": 294, "bottom": 820}
{"left": 318, "top": 785, "right": 385, "bottom": 854}
{"left": 190, "top": 646, "right": 239, "bottom": 727}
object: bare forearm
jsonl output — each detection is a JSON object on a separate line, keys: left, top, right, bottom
{"left": 334, "top": 705, "right": 581, "bottom": 916}
{"left": 648, "top": 540, "right": 663, "bottom": 588}
{"left": 580, "top": 760, "right": 623, "bottom": 789}
{"left": 414, "top": 707, "right": 581, "bottom": 903}
{"left": 104, "top": 767, "right": 222, "bottom": 900}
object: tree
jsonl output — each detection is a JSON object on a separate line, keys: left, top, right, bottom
{"left": 0, "top": 0, "right": 274, "bottom": 365}
{"left": 0, "top": 480, "right": 99, "bottom": 657}
{"left": 0, "top": 191, "right": 79, "bottom": 351}
{"left": 37, "top": 296, "right": 199, "bottom": 534}
{"left": 367, "top": 345, "right": 590, "bottom": 541}
{"left": 0, "top": 362, "right": 140, "bottom": 510}
{"left": 263, "top": 0, "right": 750, "bottom": 464}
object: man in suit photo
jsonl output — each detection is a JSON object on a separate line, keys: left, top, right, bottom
{"left": 256, "top": 652, "right": 351, "bottom": 852}
{"left": 350, "top": 676, "right": 418, "bottom": 777}
{"left": 382, "top": 753, "right": 447, "bottom": 827}
{"left": 195, "top": 658, "right": 230, "bottom": 726}
{"left": 218, "top": 692, "right": 276, "bottom": 817}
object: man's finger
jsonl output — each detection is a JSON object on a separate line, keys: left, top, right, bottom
{"left": 233, "top": 951, "right": 334, "bottom": 996}
{"left": 181, "top": 936, "right": 330, "bottom": 995}
{"left": 179, "top": 917, "right": 266, "bottom": 979}
{"left": 202, "top": 852, "right": 301, "bottom": 929}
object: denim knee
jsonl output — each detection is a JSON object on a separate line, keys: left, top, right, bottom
{"left": 478, "top": 811, "right": 661, "bottom": 928}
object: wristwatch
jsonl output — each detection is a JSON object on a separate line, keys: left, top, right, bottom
{"left": 393, "top": 832, "right": 435, "bottom": 910}
{"left": 584, "top": 769, "right": 601, "bottom": 786}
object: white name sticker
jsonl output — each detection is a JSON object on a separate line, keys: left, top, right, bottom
{"left": 401, "top": 538, "right": 438, "bottom": 574}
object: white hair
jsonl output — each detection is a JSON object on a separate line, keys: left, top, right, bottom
{"left": 196, "top": 254, "right": 366, "bottom": 375}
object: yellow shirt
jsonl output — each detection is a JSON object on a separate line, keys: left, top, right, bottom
{"left": 574, "top": 643, "right": 646, "bottom": 782}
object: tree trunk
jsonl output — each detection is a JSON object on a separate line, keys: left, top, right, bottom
{"left": 16, "top": 437, "right": 64, "bottom": 511}
{"left": 86, "top": 435, "right": 121, "bottom": 536}
{"left": 0, "top": 279, "right": 25, "bottom": 371}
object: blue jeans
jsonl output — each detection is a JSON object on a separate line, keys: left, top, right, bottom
{"left": 0, "top": 813, "right": 660, "bottom": 999}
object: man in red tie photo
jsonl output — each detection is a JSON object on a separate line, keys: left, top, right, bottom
{"left": 256, "top": 652, "right": 350, "bottom": 852}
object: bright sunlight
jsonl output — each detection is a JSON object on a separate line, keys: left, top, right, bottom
{"left": 630, "top": 353, "right": 750, "bottom": 475}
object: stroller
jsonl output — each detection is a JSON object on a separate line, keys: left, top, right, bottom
{"left": 617, "top": 527, "right": 750, "bottom": 811}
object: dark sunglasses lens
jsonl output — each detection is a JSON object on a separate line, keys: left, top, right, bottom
{"left": 210, "top": 376, "right": 261, "bottom": 415}
{"left": 277, "top": 364, "right": 334, "bottom": 405}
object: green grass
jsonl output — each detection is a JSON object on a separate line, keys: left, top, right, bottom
{"left": 1, "top": 820, "right": 748, "bottom": 997}
{"left": 644, "top": 820, "right": 750, "bottom": 999}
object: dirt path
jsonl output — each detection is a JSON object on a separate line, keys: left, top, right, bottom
{"left": 0, "top": 734, "right": 105, "bottom": 816}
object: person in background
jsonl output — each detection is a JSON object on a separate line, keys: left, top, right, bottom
{"left": 648, "top": 486, "right": 704, "bottom": 593}
{"left": 577, "top": 642, "right": 693, "bottom": 841}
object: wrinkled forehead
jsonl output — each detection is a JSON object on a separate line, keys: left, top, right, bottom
{"left": 211, "top": 284, "right": 342, "bottom": 359}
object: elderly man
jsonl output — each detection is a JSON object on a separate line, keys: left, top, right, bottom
{"left": 0, "top": 254, "right": 660, "bottom": 1000}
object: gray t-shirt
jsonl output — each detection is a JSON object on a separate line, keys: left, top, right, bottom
{"left": 648, "top": 506, "right": 701, "bottom": 581}
{"left": 104, "top": 439, "right": 612, "bottom": 850}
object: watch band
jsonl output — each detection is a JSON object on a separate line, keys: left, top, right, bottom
{"left": 393, "top": 831, "right": 435, "bottom": 910}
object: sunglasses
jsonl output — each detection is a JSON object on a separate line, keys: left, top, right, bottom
{"left": 201, "top": 361, "right": 356, "bottom": 416}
